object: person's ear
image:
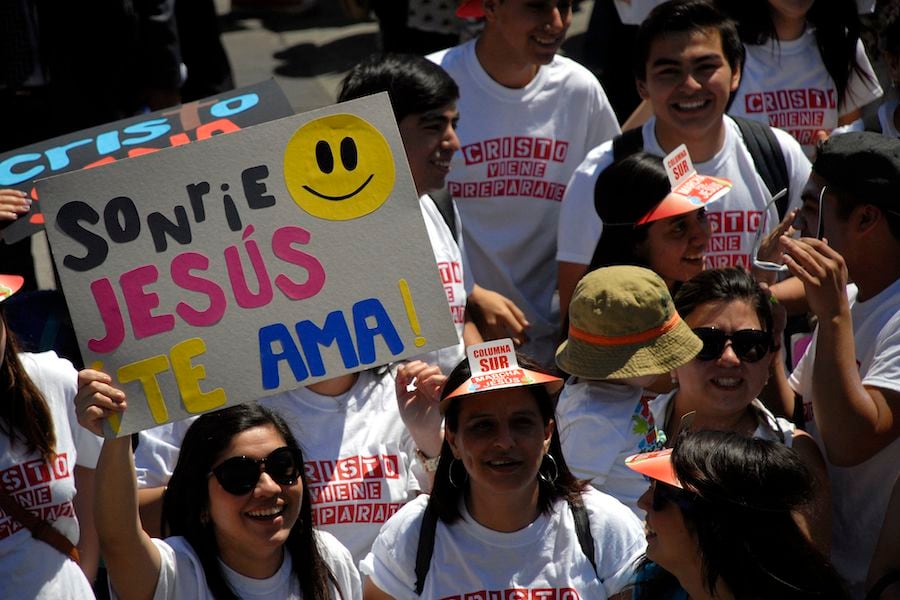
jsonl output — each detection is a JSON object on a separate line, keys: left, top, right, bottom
{"left": 857, "top": 204, "right": 882, "bottom": 235}
{"left": 543, "top": 419, "right": 554, "bottom": 453}
{"left": 637, "top": 77, "right": 650, "bottom": 101}
{"left": 446, "top": 428, "right": 461, "bottom": 459}
{"left": 730, "top": 60, "right": 742, "bottom": 93}
{"left": 483, "top": 0, "right": 499, "bottom": 21}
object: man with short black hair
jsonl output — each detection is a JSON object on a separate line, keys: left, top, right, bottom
{"left": 783, "top": 132, "right": 900, "bottom": 598}
{"left": 557, "top": 0, "right": 811, "bottom": 321}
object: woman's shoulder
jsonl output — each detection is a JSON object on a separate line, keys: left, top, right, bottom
{"left": 579, "top": 487, "right": 643, "bottom": 526}
{"left": 379, "top": 493, "right": 430, "bottom": 537}
{"left": 18, "top": 351, "right": 77, "bottom": 395}
{"left": 314, "top": 530, "right": 362, "bottom": 600}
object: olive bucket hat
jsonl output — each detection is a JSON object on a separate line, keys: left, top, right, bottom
{"left": 556, "top": 266, "right": 701, "bottom": 379}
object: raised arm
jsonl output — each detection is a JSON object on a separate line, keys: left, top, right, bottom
{"left": 75, "top": 369, "right": 162, "bottom": 600}
{"left": 782, "top": 237, "right": 900, "bottom": 465}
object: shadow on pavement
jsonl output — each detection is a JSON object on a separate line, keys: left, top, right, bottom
{"left": 273, "top": 32, "right": 380, "bottom": 77}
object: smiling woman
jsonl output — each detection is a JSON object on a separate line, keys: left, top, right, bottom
{"left": 650, "top": 267, "right": 832, "bottom": 553}
{"left": 74, "top": 398, "right": 361, "bottom": 600}
{"left": 587, "top": 151, "right": 725, "bottom": 293}
{"left": 359, "top": 343, "right": 645, "bottom": 599}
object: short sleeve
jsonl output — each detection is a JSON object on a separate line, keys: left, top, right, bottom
{"left": 316, "top": 531, "right": 362, "bottom": 600}
{"left": 558, "top": 388, "right": 630, "bottom": 486}
{"left": 584, "top": 79, "right": 622, "bottom": 151}
{"left": 842, "top": 39, "right": 883, "bottom": 115}
{"left": 359, "top": 498, "right": 427, "bottom": 600}
{"left": 557, "top": 144, "right": 615, "bottom": 265}
{"left": 861, "top": 314, "right": 900, "bottom": 395}
{"left": 583, "top": 490, "right": 646, "bottom": 596}
{"left": 148, "top": 538, "right": 205, "bottom": 600}
{"left": 134, "top": 419, "right": 194, "bottom": 488}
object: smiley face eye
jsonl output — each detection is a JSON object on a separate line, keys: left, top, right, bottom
{"left": 315, "top": 140, "right": 334, "bottom": 174}
{"left": 340, "top": 137, "right": 358, "bottom": 171}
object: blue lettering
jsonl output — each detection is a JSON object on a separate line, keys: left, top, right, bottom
{"left": 0, "top": 153, "right": 44, "bottom": 186}
{"left": 121, "top": 118, "right": 172, "bottom": 146}
{"left": 46, "top": 138, "right": 92, "bottom": 170}
{"left": 211, "top": 93, "right": 259, "bottom": 118}
{"left": 258, "top": 323, "right": 309, "bottom": 390}
{"left": 352, "top": 299, "right": 403, "bottom": 363}
{"left": 95, "top": 131, "right": 122, "bottom": 155}
{"left": 295, "top": 311, "right": 359, "bottom": 377}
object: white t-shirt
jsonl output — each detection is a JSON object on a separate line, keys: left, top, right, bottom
{"left": 557, "top": 116, "right": 810, "bottom": 268}
{"left": 557, "top": 379, "right": 664, "bottom": 517}
{"left": 411, "top": 193, "right": 473, "bottom": 374}
{"left": 788, "top": 279, "right": 900, "bottom": 594}
{"left": 149, "top": 530, "right": 361, "bottom": 599}
{"left": 649, "top": 391, "right": 797, "bottom": 447}
{"left": 135, "top": 369, "right": 420, "bottom": 564}
{"left": 0, "top": 352, "right": 102, "bottom": 600}
{"left": 877, "top": 98, "right": 900, "bottom": 139}
{"left": 360, "top": 490, "right": 645, "bottom": 599}
{"left": 730, "top": 29, "right": 882, "bottom": 158}
{"left": 429, "top": 40, "right": 621, "bottom": 366}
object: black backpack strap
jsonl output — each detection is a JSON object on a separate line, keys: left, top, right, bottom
{"left": 428, "top": 188, "right": 458, "bottom": 243}
{"left": 414, "top": 500, "right": 440, "bottom": 595}
{"left": 611, "top": 126, "right": 645, "bottom": 162}
{"left": 732, "top": 116, "right": 790, "bottom": 220}
{"left": 568, "top": 495, "right": 599, "bottom": 578}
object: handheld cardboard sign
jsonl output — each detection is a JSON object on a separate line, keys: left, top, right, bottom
{"left": 1, "top": 80, "right": 294, "bottom": 244}
{"left": 39, "top": 92, "right": 458, "bottom": 437}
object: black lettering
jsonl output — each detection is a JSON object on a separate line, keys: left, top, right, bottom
{"left": 56, "top": 201, "right": 108, "bottom": 272}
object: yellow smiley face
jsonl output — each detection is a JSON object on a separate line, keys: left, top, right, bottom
{"left": 283, "top": 114, "right": 396, "bottom": 221}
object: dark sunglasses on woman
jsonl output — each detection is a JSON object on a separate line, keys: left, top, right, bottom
{"left": 692, "top": 327, "right": 773, "bottom": 363}
{"left": 652, "top": 481, "right": 698, "bottom": 512}
{"left": 209, "top": 446, "right": 303, "bottom": 495}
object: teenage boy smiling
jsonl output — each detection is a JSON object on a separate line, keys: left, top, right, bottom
{"left": 556, "top": 0, "right": 811, "bottom": 321}
{"left": 429, "top": 0, "right": 620, "bottom": 367}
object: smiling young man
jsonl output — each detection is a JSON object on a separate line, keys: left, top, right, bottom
{"left": 556, "top": 0, "right": 812, "bottom": 322}
{"left": 428, "top": 0, "right": 621, "bottom": 367}
{"left": 782, "top": 133, "right": 900, "bottom": 597}
{"left": 338, "top": 53, "right": 484, "bottom": 374}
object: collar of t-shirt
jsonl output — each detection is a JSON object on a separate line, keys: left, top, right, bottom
{"left": 464, "top": 38, "right": 552, "bottom": 103}
{"left": 219, "top": 551, "right": 294, "bottom": 598}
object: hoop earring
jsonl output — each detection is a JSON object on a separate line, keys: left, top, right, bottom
{"left": 538, "top": 453, "right": 558, "bottom": 485}
{"left": 448, "top": 458, "right": 468, "bottom": 488}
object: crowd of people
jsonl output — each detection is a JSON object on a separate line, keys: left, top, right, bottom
{"left": 2, "top": 0, "right": 900, "bottom": 598}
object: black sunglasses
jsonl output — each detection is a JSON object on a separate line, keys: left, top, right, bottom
{"left": 692, "top": 327, "right": 772, "bottom": 363}
{"left": 209, "top": 446, "right": 303, "bottom": 496}
{"left": 652, "top": 481, "right": 697, "bottom": 512}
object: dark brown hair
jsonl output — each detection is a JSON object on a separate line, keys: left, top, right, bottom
{"left": 0, "top": 311, "right": 56, "bottom": 458}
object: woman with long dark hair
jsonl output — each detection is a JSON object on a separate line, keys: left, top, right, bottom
{"left": 360, "top": 340, "right": 645, "bottom": 599}
{"left": 721, "top": 0, "right": 882, "bottom": 157}
{"left": 588, "top": 151, "right": 723, "bottom": 292}
{"left": 0, "top": 275, "right": 100, "bottom": 598}
{"left": 651, "top": 267, "right": 830, "bottom": 550}
{"left": 75, "top": 388, "right": 360, "bottom": 600}
{"left": 627, "top": 429, "right": 849, "bottom": 599}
